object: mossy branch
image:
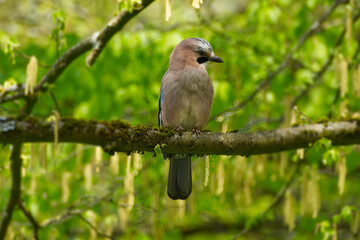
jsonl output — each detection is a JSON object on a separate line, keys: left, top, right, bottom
{"left": 1, "top": 118, "right": 359, "bottom": 156}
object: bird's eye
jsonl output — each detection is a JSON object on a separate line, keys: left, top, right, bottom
{"left": 197, "top": 49, "right": 206, "bottom": 56}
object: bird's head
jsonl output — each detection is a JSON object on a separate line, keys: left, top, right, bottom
{"left": 169, "top": 38, "right": 223, "bottom": 70}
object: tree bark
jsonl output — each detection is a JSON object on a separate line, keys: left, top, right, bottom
{"left": 1, "top": 118, "right": 359, "bottom": 156}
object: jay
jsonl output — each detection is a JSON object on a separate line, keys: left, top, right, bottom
{"left": 158, "top": 38, "right": 223, "bottom": 200}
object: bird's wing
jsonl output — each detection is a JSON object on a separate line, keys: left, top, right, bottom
{"left": 158, "top": 89, "right": 164, "bottom": 127}
{"left": 158, "top": 70, "right": 169, "bottom": 127}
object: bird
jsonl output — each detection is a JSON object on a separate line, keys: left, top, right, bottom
{"left": 158, "top": 38, "right": 223, "bottom": 200}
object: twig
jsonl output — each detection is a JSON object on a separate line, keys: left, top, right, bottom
{"left": 0, "top": 144, "right": 22, "bottom": 240}
{"left": 0, "top": 76, "right": 44, "bottom": 239}
{"left": 49, "top": 90, "right": 62, "bottom": 115}
{"left": 18, "top": 95, "right": 38, "bottom": 120}
{"left": 179, "top": 161, "right": 302, "bottom": 237}
{"left": 212, "top": 0, "right": 349, "bottom": 121}
{"left": 41, "top": 192, "right": 111, "bottom": 227}
{"left": 238, "top": 117, "right": 282, "bottom": 132}
{"left": 18, "top": 199, "right": 41, "bottom": 240}
{"left": 0, "top": 106, "right": 20, "bottom": 114}
{"left": 238, "top": 6, "right": 360, "bottom": 130}
{"left": 40, "top": 161, "right": 154, "bottom": 229}
{"left": 352, "top": 38, "right": 360, "bottom": 63}
{"left": 85, "top": 0, "right": 155, "bottom": 66}
{"left": 327, "top": 88, "right": 341, "bottom": 119}
{"left": 77, "top": 214, "right": 112, "bottom": 239}
{"left": 58, "top": 145, "right": 92, "bottom": 162}
{"left": 14, "top": 48, "right": 51, "bottom": 68}
{"left": 202, "top": 19, "right": 284, "bottom": 63}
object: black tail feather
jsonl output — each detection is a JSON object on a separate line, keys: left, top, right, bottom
{"left": 167, "top": 155, "right": 192, "bottom": 200}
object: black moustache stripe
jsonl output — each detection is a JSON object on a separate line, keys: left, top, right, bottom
{"left": 197, "top": 57, "right": 208, "bottom": 64}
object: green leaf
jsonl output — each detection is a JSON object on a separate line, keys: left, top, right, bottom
{"left": 0, "top": 33, "right": 19, "bottom": 64}
{"left": 313, "top": 138, "right": 332, "bottom": 151}
{"left": 154, "top": 144, "right": 163, "bottom": 155}
{"left": 332, "top": 214, "right": 341, "bottom": 224}
{"left": 322, "top": 149, "right": 340, "bottom": 165}
{"left": 341, "top": 206, "right": 353, "bottom": 223}
{"left": 52, "top": 10, "right": 66, "bottom": 26}
{"left": 8, "top": 37, "right": 19, "bottom": 47}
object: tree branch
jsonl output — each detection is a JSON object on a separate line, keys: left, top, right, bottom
{"left": 18, "top": 199, "right": 40, "bottom": 240}
{"left": 0, "top": 0, "right": 156, "bottom": 104}
{"left": 77, "top": 214, "right": 112, "bottom": 239}
{"left": 0, "top": 144, "right": 22, "bottom": 240}
{"left": 85, "top": 0, "right": 155, "bottom": 66}
{"left": 0, "top": 118, "right": 359, "bottom": 156}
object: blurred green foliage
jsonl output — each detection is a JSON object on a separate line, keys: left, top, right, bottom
{"left": 1, "top": 0, "right": 360, "bottom": 239}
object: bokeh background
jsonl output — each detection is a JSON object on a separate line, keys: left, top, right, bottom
{"left": 1, "top": 0, "right": 360, "bottom": 239}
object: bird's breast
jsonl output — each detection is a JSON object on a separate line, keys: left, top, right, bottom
{"left": 178, "top": 68, "right": 209, "bottom": 92}
{"left": 170, "top": 68, "right": 214, "bottom": 130}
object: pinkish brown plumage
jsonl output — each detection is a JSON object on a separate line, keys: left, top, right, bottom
{"left": 158, "top": 38, "right": 223, "bottom": 200}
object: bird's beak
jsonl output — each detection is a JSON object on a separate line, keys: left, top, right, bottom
{"left": 208, "top": 52, "right": 223, "bottom": 63}
{"left": 208, "top": 56, "right": 223, "bottom": 63}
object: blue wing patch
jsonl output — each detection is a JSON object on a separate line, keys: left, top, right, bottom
{"left": 158, "top": 90, "right": 164, "bottom": 127}
{"left": 158, "top": 70, "right": 169, "bottom": 127}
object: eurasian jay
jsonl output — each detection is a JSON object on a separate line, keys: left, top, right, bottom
{"left": 158, "top": 38, "right": 223, "bottom": 200}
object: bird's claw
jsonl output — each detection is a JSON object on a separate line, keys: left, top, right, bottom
{"left": 192, "top": 129, "right": 201, "bottom": 136}
{"left": 174, "top": 126, "right": 185, "bottom": 137}
{"left": 176, "top": 126, "right": 185, "bottom": 132}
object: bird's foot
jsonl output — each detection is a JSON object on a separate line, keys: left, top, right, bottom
{"left": 176, "top": 126, "right": 185, "bottom": 132}
{"left": 192, "top": 128, "right": 201, "bottom": 136}
{"left": 175, "top": 126, "right": 185, "bottom": 136}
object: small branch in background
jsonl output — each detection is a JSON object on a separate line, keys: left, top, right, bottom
{"left": 238, "top": 117, "right": 282, "bottom": 132}
{"left": 49, "top": 90, "right": 62, "bottom": 115}
{"left": 242, "top": 8, "right": 360, "bottom": 130}
{"left": 40, "top": 162, "right": 153, "bottom": 230}
{"left": 234, "top": 160, "right": 302, "bottom": 238}
{"left": 328, "top": 88, "right": 341, "bottom": 119}
{"left": 77, "top": 214, "right": 112, "bottom": 239}
{"left": 85, "top": 0, "right": 156, "bottom": 66}
{"left": 41, "top": 192, "right": 112, "bottom": 227}
{"left": 0, "top": 105, "right": 21, "bottom": 114}
{"left": 18, "top": 199, "right": 41, "bottom": 240}
{"left": 58, "top": 145, "right": 92, "bottom": 162}
{"left": 158, "top": 21, "right": 198, "bottom": 33}
{"left": 18, "top": 95, "right": 38, "bottom": 120}
{"left": 0, "top": 75, "right": 42, "bottom": 238}
{"left": 0, "top": 144, "right": 22, "bottom": 240}
{"left": 55, "top": 34, "right": 60, "bottom": 59}
{"left": 352, "top": 37, "right": 360, "bottom": 63}
{"left": 202, "top": 19, "right": 284, "bottom": 63}
{"left": 213, "top": 0, "right": 349, "bottom": 121}
{"left": 349, "top": 30, "right": 360, "bottom": 68}
{"left": 0, "top": 37, "right": 94, "bottom": 104}
{"left": 179, "top": 161, "right": 302, "bottom": 237}
{"left": 290, "top": 11, "right": 360, "bottom": 109}
{"left": 14, "top": 48, "right": 51, "bottom": 68}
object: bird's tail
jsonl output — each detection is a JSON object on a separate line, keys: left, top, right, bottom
{"left": 167, "top": 155, "right": 192, "bottom": 200}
